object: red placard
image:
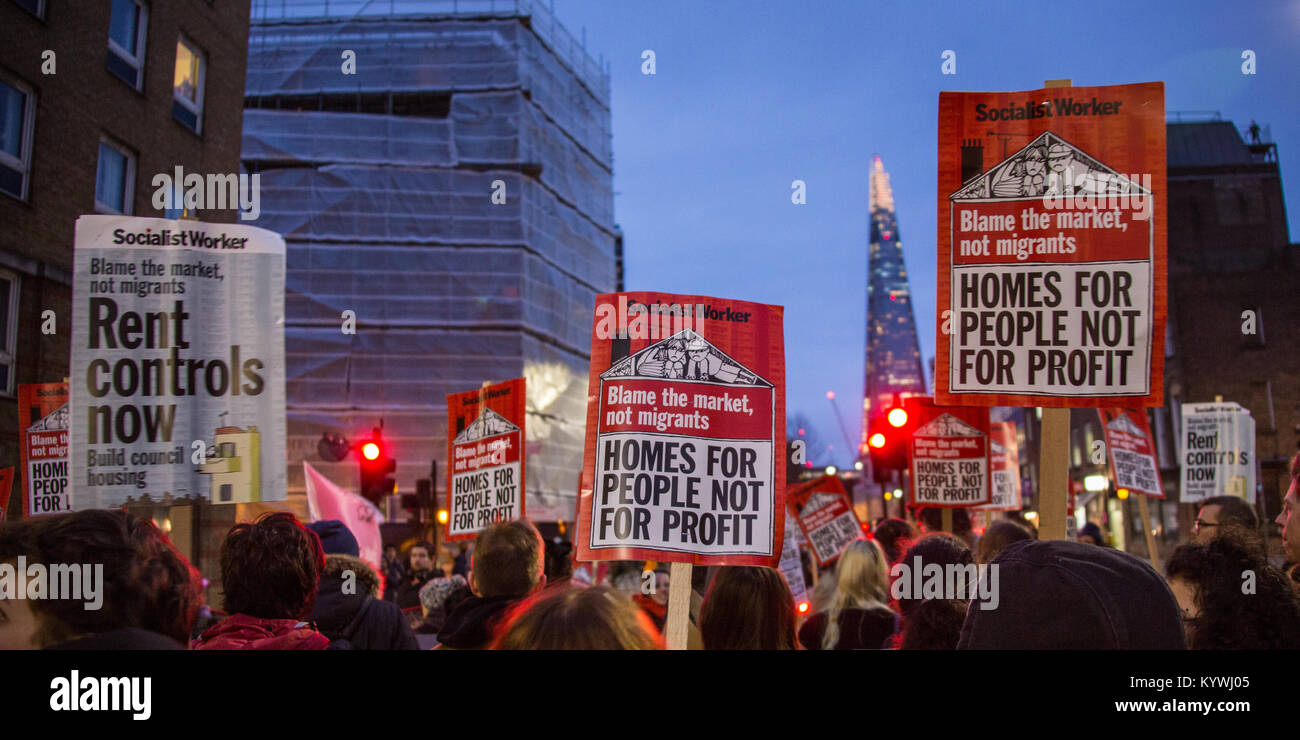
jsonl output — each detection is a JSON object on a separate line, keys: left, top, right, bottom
{"left": 18, "top": 382, "right": 71, "bottom": 518}
{"left": 788, "top": 475, "right": 862, "bottom": 567}
{"left": 935, "top": 82, "right": 1166, "bottom": 407}
{"left": 445, "top": 377, "right": 526, "bottom": 541}
{"left": 0, "top": 467, "right": 13, "bottom": 521}
{"left": 1099, "top": 408, "right": 1165, "bottom": 499}
{"left": 909, "top": 398, "right": 991, "bottom": 508}
{"left": 975, "top": 421, "right": 1022, "bottom": 511}
{"left": 576, "top": 292, "right": 786, "bottom": 566}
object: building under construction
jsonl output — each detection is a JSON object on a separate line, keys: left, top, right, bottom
{"left": 242, "top": 0, "right": 620, "bottom": 524}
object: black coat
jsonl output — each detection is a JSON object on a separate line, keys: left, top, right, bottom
{"left": 312, "top": 574, "right": 419, "bottom": 650}
{"left": 798, "top": 607, "right": 897, "bottom": 650}
{"left": 437, "top": 594, "right": 519, "bottom": 650}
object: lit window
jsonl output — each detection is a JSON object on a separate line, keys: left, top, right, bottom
{"left": 0, "top": 73, "right": 35, "bottom": 201}
{"left": 0, "top": 268, "right": 19, "bottom": 396}
{"left": 94, "top": 137, "right": 136, "bottom": 214}
{"left": 107, "top": 0, "right": 148, "bottom": 90}
{"left": 172, "top": 36, "right": 205, "bottom": 134}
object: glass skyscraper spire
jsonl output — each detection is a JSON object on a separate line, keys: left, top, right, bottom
{"left": 861, "top": 155, "right": 927, "bottom": 449}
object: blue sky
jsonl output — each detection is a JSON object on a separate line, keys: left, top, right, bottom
{"left": 552, "top": 0, "right": 1300, "bottom": 468}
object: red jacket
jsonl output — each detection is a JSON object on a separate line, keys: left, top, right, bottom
{"left": 192, "top": 613, "right": 330, "bottom": 650}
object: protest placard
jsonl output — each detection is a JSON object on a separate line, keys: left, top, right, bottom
{"left": 576, "top": 292, "right": 785, "bottom": 566}
{"left": 1100, "top": 409, "right": 1164, "bottom": 499}
{"left": 1179, "top": 402, "right": 1255, "bottom": 504}
{"left": 935, "top": 82, "right": 1166, "bottom": 407}
{"left": 0, "top": 467, "right": 13, "bottom": 521}
{"left": 788, "top": 474, "right": 862, "bottom": 567}
{"left": 18, "top": 382, "right": 70, "bottom": 517}
{"left": 778, "top": 509, "right": 809, "bottom": 608}
{"left": 446, "top": 378, "right": 527, "bottom": 541}
{"left": 70, "top": 215, "right": 286, "bottom": 509}
{"left": 909, "top": 399, "right": 991, "bottom": 507}
{"left": 975, "top": 421, "right": 1021, "bottom": 511}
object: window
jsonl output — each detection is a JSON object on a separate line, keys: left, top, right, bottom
{"left": 0, "top": 269, "right": 19, "bottom": 396}
{"left": 172, "top": 36, "right": 205, "bottom": 134}
{"left": 12, "top": 0, "right": 45, "bottom": 19}
{"left": 0, "top": 73, "right": 35, "bottom": 201}
{"left": 107, "top": 0, "right": 148, "bottom": 90}
{"left": 94, "top": 137, "right": 135, "bottom": 214}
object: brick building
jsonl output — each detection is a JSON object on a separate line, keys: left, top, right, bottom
{"left": 0, "top": 0, "right": 251, "bottom": 474}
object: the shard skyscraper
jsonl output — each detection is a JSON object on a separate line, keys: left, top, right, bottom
{"left": 861, "top": 155, "right": 927, "bottom": 450}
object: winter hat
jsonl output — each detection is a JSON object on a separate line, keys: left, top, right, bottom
{"left": 420, "top": 574, "right": 468, "bottom": 614}
{"left": 306, "top": 520, "right": 360, "bottom": 557}
{"left": 957, "top": 539, "right": 1186, "bottom": 650}
{"left": 1078, "top": 521, "right": 1106, "bottom": 545}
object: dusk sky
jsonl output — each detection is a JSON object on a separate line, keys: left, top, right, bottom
{"left": 553, "top": 0, "right": 1300, "bottom": 468}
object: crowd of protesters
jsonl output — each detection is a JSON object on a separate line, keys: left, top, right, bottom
{"left": 2, "top": 453, "right": 1299, "bottom": 650}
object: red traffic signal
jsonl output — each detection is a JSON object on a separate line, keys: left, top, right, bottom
{"left": 358, "top": 428, "right": 396, "bottom": 504}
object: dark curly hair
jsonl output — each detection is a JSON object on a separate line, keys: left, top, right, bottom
{"left": 0, "top": 509, "right": 202, "bottom": 646}
{"left": 892, "top": 532, "right": 973, "bottom": 650}
{"left": 1166, "top": 532, "right": 1300, "bottom": 650}
{"left": 220, "top": 512, "right": 324, "bottom": 620}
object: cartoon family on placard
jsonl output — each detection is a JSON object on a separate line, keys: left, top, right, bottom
{"left": 603, "top": 329, "right": 767, "bottom": 387}
{"left": 955, "top": 132, "right": 1146, "bottom": 200}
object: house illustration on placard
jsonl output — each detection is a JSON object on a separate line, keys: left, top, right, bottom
{"left": 27, "top": 403, "right": 69, "bottom": 434}
{"left": 951, "top": 131, "right": 1151, "bottom": 201}
{"left": 915, "top": 413, "right": 982, "bottom": 437}
{"left": 197, "top": 425, "right": 262, "bottom": 504}
{"left": 601, "top": 328, "right": 772, "bottom": 387}
{"left": 454, "top": 408, "right": 519, "bottom": 444}
{"left": 1105, "top": 413, "right": 1145, "bottom": 438}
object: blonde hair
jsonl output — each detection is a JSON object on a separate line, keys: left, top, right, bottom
{"left": 491, "top": 585, "right": 664, "bottom": 650}
{"left": 823, "top": 538, "right": 891, "bottom": 650}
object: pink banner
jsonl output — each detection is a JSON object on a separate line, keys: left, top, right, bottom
{"left": 303, "top": 461, "right": 385, "bottom": 568}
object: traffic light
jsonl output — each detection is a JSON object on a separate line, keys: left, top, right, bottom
{"left": 867, "top": 395, "right": 912, "bottom": 483}
{"left": 358, "top": 427, "right": 396, "bottom": 504}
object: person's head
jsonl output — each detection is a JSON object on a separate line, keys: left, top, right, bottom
{"left": 665, "top": 338, "right": 686, "bottom": 363}
{"left": 408, "top": 541, "right": 435, "bottom": 573}
{"left": 1274, "top": 453, "right": 1300, "bottom": 564}
{"left": 419, "top": 574, "right": 468, "bottom": 618}
{"left": 1024, "top": 146, "right": 1046, "bottom": 175}
{"left": 0, "top": 510, "right": 202, "bottom": 648}
{"left": 1076, "top": 521, "right": 1105, "bottom": 546}
{"left": 918, "top": 508, "right": 971, "bottom": 537}
{"left": 686, "top": 338, "right": 709, "bottom": 363}
{"left": 544, "top": 538, "right": 574, "bottom": 583}
{"left": 384, "top": 545, "right": 398, "bottom": 561}
{"left": 220, "top": 512, "right": 325, "bottom": 621}
{"left": 871, "top": 517, "right": 917, "bottom": 565}
{"left": 958, "top": 539, "right": 1185, "bottom": 649}
{"left": 1047, "top": 143, "right": 1073, "bottom": 173}
{"left": 893, "top": 532, "right": 973, "bottom": 650}
{"left": 977, "top": 519, "right": 1034, "bottom": 565}
{"left": 649, "top": 569, "right": 670, "bottom": 607}
{"left": 700, "top": 566, "right": 797, "bottom": 650}
{"left": 1195, "top": 496, "right": 1258, "bottom": 544}
{"left": 469, "top": 520, "right": 545, "bottom": 598}
{"left": 306, "top": 520, "right": 359, "bottom": 557}
{"left": 492, "top": 585, "right": 663, "bottom": 650}
{"left": 1166, "top": 532, "right": 1300, "bottom": 649}
{"left": 821, "top": 539, "right": 891, "bottom": 649}
{"left": 323, "top": 554, "right": 380, "bottom": 598}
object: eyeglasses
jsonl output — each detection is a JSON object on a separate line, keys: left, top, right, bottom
{"left": 1193, "top": 519, "right": 1218, "bottom": 532}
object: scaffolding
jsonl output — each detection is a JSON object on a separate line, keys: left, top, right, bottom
{"left": 244, "top": 1, "right": 616, "bottom": 521}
